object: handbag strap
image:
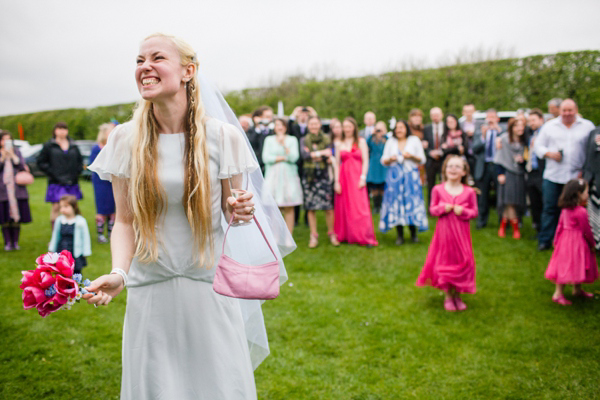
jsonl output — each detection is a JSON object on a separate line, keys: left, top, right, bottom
{"left": 221, "top": 214, "right": 278, "bottom": 261}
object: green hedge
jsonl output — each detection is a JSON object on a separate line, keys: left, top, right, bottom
{"left": 1, "top": 51, "right": 598, "bottom": 144}
{"left": 226, "top": 50, "right": 600, "bottom": 125}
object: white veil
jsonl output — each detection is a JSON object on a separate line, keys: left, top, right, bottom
{"left": 198, "top": 72, "right": 295, "bottom": 368}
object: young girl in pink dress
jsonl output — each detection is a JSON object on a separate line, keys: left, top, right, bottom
{"left": 416, "top": 155, "right": 478, "bottom": 311}
{"left": 545, "top": 179, "right": 598, "bottom": 306}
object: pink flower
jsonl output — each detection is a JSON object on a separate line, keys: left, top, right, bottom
{"left": 36, "top": 293, "right": 68, "bottom": 317}
{"left": 19, "top": 269, "right": 56, "bottom": 291}
{"left": 22, "top": 286, "right": 48, "bottom": 310}
{"left": 35, "top": 251, "right": 74, "bottom": 277}
{"left": 55, "top": 275, "right": 79, "bottom": 299}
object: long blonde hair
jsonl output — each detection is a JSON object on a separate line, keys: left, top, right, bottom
{"left": 96, "top": 123, "right": 114, "bottom": 146}
{"left": 129, "top": 33, "right": 213, "bottom": 266}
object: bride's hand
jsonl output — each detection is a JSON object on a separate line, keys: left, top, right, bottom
{"left": 227, "top": 191, "right": 255, "bottom": 223}
{"left": 82, "top": 274, "right": 125, "bottom": 307}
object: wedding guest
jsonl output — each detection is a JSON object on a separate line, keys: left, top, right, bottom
{"left": 329, "top": 118, "right": 343, "bottom": 155}
{"left": 85, "top": 33, "right": 290, "bottom": 398}
{"left": 409, "top": 108, "right": 427, "bottom": 185}
{"left": 238, "top": 115, "right": 252, "bottom": 134}
{"left": 495, "top": 118, "right": 527, "bottom": 239}
{"left": 547, "top": 98, "right": 562, "bottom": 119}
{"left": 366, "top": 121, "right": 388, "bottom": 213}
{"left": 246, "top": 106, "right": 273, "bottom": 171}
{"left": 37, "top": 122, "right": 84, "bottom": 229}
{"left": 380, "top": 120, "right": 428, "bottom": 244}
{"left": 48, "top": 195, "right": 91, "bottom": 274}
{"left": 545, "top": 179, "right": 597, "bottom": 305}
{"left": 423, "top": 107, "right": 445, "bottom": 210}
{"left": 288, "top": 106, "right": 316, "bottom": 141}
{"left": 333, "top": 117, "right": 378, "bottom": 247}
{"left": 583, "top": 126, "right": 600, "bottom": 250}
{"left": 441, "top": 114, "right": 467, "bottom": 158}
{"left": 0, "top": 130, "right": 32, "bottom": 251}
{"left": 359, "top": 111, "right": 376, "bottom": 140}
{"left": 461, "top": 103, "right": 480, "bottom": 179}
{"left": 290, "top": 107, "right": 317, "bottom": 225}
{"left": 262, "top": 118, "right": 303, "bottom": 234}
{"left": 525, "top": 109, "right": 546, "bottom": 234}
{"left": 301, "top": 116, "right": 338, "bottom": 248}
{"left": 472, "top": 109, "right": 502, "bottom": 229}
{"left": 535, "top": 99, "right": 595, "bottom": 251}
{"left": 408, "top": 108, "right": 424, "bottom": 140}
{"left": 416, "top": 155, "right": 478, "bottom": 312}
{"left": 89, "top": 123, "right": 116, "bottom": 243}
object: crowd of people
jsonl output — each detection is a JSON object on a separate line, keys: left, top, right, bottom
{"left": 240, "top": 98, "right": 599, "bottom": 309}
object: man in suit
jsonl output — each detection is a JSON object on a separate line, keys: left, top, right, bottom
{"left": 246, "top": 105, "right": 274, "bottom": 172}
{"left": 460, "top": 103, "right": 482, "bottom": 176}
{"left": 471, "top": 109, "right": 502, "bottom": 229}
{"left": 288, "top": 106, "right": 316, "bottom": 141}
{"left": 423, "top": 107, "right": 445, "bottom": 211}
{"left": 359, "top": 111, "right": 376, "bottom": 140}
{"left": 525, "top": 109, "right": 546, "bottom": 234}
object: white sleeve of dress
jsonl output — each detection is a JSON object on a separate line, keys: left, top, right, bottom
{"left": 87, "top": 122, "right": 133, "bottom": 182}
{"left": 218, "top": 122, "right": 259, "bottom": 179}
{"left": 409, "top": 136, "right": 426, "bottom": 165}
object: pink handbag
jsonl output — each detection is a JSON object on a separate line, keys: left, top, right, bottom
{"left": 213, "top": 215, "right": 280, "bottom": 300}
{"left": 15, "top": 170, "right": 34, "bottom": 186}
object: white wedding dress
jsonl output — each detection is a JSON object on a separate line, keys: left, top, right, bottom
{"left": 89, "top": 118, "right": 263, "bottom": 399}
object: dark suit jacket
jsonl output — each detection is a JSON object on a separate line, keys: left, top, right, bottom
{"left": 584, "top": 127, "right": 600, "bottom": 186}
{"left": 288, "top": 121, "right": 308, "bottom": 142}
{"left": 246, "top": 126, "right": 272, "bottom": 169}
{"left": 423, "top": 123, "right": 445, "bottom": 160}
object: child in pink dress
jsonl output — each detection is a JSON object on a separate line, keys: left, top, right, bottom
{"left": 416, "top": 155, "right": 478, "bottom": 312}
{"left": 545, "top": 179, "right": 598, "bottom": 306}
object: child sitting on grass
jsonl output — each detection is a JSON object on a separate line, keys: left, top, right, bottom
{"left": 416, "top": 155, "right": 478, "bottom": 312}
{"left": 48, "top": 195, "right": 91, "bottom": 274}
{"left": 545, "top": 179, "right": 598, "bottom": 305}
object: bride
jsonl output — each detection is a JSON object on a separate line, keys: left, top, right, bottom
{"left": 84, "top": 33, "right": 293, "bottom": 399}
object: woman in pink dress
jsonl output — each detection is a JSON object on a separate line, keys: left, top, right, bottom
{"left": 416, "top": 155, "right": 478, "bottom": 312}
{"left": 333, "top": 117, "right": 378, "bottom": 247}
{"left": 545, "top": 179, "right": 598, "bottom": 305}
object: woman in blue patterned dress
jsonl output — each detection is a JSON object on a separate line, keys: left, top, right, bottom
{"left": 380, "top": 120, "right": 428, "bottom": 244}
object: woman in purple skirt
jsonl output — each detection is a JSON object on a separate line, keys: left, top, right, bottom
{"left": 37, "top": 122, "right": 83, "bottom": 229}
{"left": 0, "top": 130, "right": 32, "bottom": 250}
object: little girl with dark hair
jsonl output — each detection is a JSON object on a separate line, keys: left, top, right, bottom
{"left": 48, "top": 195, "right": 92, "bottom": 274}
{"left": 545, "top": 179, "right": 598, "bottom": 305}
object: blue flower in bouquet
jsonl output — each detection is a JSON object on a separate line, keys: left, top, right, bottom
{"left": 44, "top": 285, "right": 57, "bottom": 298}
{"left": 81, "top": 288, "right": 89, "bottom": 295}
{"left": 83, "top": 279, "right": 91, "bottom": 287}
{"left": 73, "top": 273, "right": 82, "bottom": 284}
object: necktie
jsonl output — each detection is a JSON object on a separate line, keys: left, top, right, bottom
{"left": 434, "top": 125, "right": 438, "bottom": 149}
{"left": 486, "top": 130, "right": 495, "bottom": 159}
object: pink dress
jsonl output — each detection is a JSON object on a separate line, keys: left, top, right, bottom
{"left": 334, "top": 146, "right": 378, "bottom": 246}
{"left": 545, "top": 206, "right": 598, "bottom": 284}
{"left": 416, "top": 184, "right": 478, "bottom": 293}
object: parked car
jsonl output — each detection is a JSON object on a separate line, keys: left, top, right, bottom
{"left": 25, "top": 140, "right": 97, "bottom": 179}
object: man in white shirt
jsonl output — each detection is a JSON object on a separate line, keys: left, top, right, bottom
{"left": 359, "top": 111, "right": 376, "bottom": 140}
{"left": 423, "top": 107, "right": 445, "bottom": 211}
{"left": 534, "top": 99, "right": 595, "bottom": 250}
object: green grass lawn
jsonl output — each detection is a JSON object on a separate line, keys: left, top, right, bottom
{"left": 1, "top": 179, "right": 599, "bottom": 399}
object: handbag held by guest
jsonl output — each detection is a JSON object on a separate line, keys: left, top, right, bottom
{"left": 213, "top": 214, "right": 280, "bottom": 300}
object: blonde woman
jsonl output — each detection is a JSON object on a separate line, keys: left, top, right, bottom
{"left": 86, "top": 34, "right": 292, "bottom": 399}
{"left": 89, "top": 122, "right": 116, "bottom": 243}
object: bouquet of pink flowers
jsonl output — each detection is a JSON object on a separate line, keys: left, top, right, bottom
{"left": 20, "top": 250, "right": 92, "bottom": 317}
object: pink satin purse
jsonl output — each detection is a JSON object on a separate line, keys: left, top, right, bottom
{"left": 213, "top": 215, "right": 280, "bottom": 300}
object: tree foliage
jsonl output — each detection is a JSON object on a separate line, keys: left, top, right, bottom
{"left": 1, "top": 51, "right": 598, "bottom": 144}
